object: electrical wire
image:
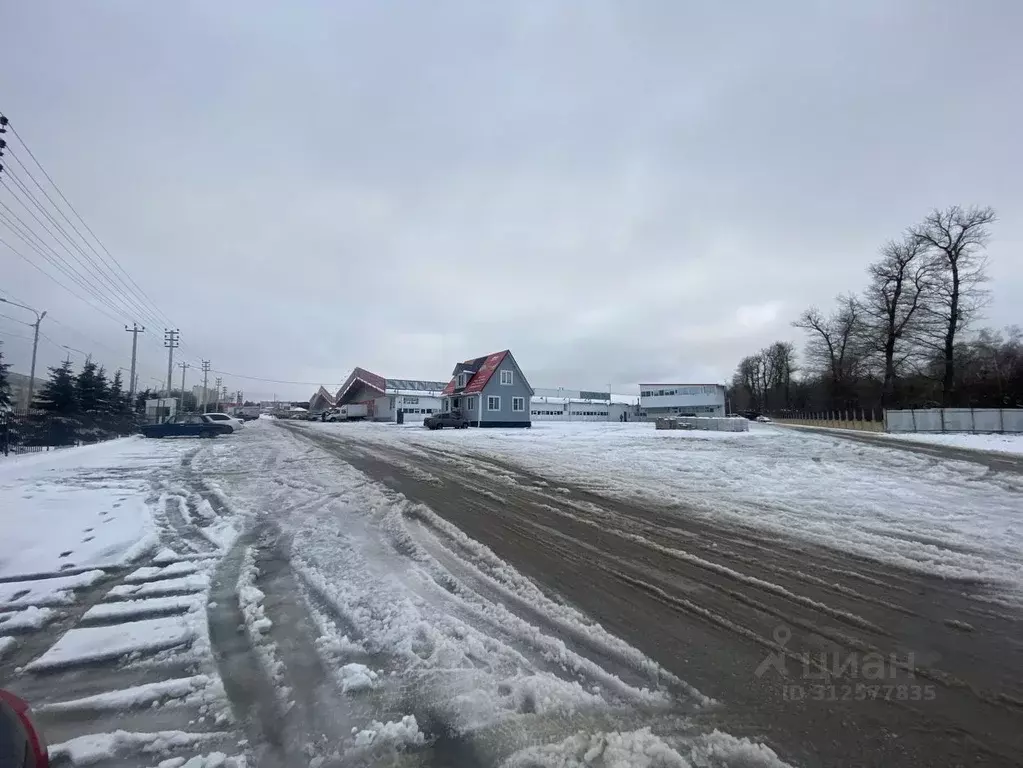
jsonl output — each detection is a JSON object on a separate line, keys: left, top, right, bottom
{"left": 0, "top": 227, "right": 129, "bottom": 324}
{"left": 2, "top": 163, "right": 161, "bottom": 328}
{"left": 4, "top": 123, "right": 178, "bottom": 329}
{"left": 0, "top": 176, "right": 154, "bottom": 327}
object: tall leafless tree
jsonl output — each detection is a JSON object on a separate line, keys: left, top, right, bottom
{"left": 861, "top": 235, "right": 933, "bottom": 406}
{"left": 910, "top": 205, "right": 995, "bottom": 406}
{"left": 792, "top": 295, "right": 866, "bottom": 408}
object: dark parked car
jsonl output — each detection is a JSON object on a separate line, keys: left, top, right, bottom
{"left": 423, "top": 411, "right": 469, "bottom": 430}
{"left": 140, "top": 414, "right": 234, "bottom": 439}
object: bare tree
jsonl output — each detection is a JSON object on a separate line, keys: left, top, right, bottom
{"left": 910, "top": 205, "right": 995, "bottom": 406}
{"left": 861, "top": 235, "right": 933, "bottom": 406}
{"left": 793, "top": 295, "right": 866, "bottom": 408}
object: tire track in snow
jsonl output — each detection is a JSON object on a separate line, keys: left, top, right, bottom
{"left": 293, "top": 424, "right": 1023, "bottom": 767}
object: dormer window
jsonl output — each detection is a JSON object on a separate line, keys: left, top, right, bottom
{"left": 457, "top": 372, "right": 469, "bottom": 388}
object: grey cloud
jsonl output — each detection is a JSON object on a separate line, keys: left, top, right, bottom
{"left": 1, "top": 0, "right": 1020, "bottom": 400}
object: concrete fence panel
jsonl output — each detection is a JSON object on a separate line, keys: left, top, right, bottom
{"left": 884, "top": 408, "right": 1023, "bottom": 434}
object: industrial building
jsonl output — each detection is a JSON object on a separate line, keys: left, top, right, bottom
{"left": 334, "top": 367, "right": 449, "bottom": 423}
{"left": 638, "top": 384, "right": 726, "bottom": 420}
{"left": 530, "top": 388, "right": 635, "bottom": 422}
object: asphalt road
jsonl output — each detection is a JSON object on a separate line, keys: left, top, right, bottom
{"left": 781, "top": 425, "right": 1023, "bottom": 476}
{"left": 292, "top": 425, "right": 1023, "bottom": 768}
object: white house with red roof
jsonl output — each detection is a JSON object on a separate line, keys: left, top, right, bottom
{"left": 333, "top": 366, "right": 449, "bottom": 423}
{"left": 440, "top": 350, "right": 533, "bottom": 428}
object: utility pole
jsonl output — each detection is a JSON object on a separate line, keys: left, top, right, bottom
{"left": 0, "top": 297, "right": 46, "bottom": 409}
{"left": 214, "top": 377, "right": 222, "bottom": 410}
{"left": 124, "top": 324, "right": 145, "bottom": 397}
{"left": 0, "top": 121, "right": 49, "bottom": 409}
{"left": 178, "top": 361, "right": 190, "bottom": 411}
{"left": 200, "top": 360, "right": 210, "bottom": 412}
{"left": 163, "top": 329, "right": 179, "bottom": 394}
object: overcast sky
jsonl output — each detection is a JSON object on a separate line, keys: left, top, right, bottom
{"left": 1, "top": 1, "right": 1020, "bottom": 401}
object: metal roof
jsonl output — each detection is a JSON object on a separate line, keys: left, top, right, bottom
{"left": 386, "top": 378, "right": 449, "bottom": 393}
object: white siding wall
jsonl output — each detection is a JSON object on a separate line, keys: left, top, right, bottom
{"left": 639, "top": 384, "right": 725, "bottom": 418}
{"left": 393, "top": 394, "right": 443, "bottom": 422}
{"left": 530, "top": 399, "right": 629, "bottom": 422}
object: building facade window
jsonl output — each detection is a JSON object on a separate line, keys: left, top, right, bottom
{"left": 512, "top": 396, "right": 525, "bottom": 411}
{"left": 457, "top": 373, "right": 468, "bottom": 388}
{"left": 487, "top": 395, "right": 501, "bottom": 411}
{"left": 500, "top": 370, "right": 513, "bottom": 385}
{"left": 442, "top": 398, "right": 448, "bottom": 411}
{"left": 466, "top": 396, "right": 476, "bottom": 410}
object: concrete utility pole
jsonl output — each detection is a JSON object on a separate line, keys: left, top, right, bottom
{"left": 0, "top": 297, "right": 46, "bottom": 409}
{"left": 214, "top": 377, "right": 222, "bottom": 409}
{"left": 163, "top": 329, "right": 179, "bottom": 394}
{"left": 200, "top": 360, "right": 210, "bottom": 412}
{"left": 178, "top": 361, "right": 190, "bottom": 411}
{"left": 124, "top": 324, "right": 144, "bottom": 397}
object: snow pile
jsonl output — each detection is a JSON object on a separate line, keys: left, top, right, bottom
{"left": 0, "top": 636, "right": 16, "bottom": 658}
{"left": 84, "top": 595, "right": 201, "bottom": 622}
{"left": 339, "top": 662, "right": 378, "bottom": 693}
{"left": 500, "top": 728, "right": 790, "bottom": 768}
{"left": 350, "top": 715, "right": 425, "bottom": 750}
{"left": 39, "top": 675, "right": 221, "bottom": 713}
{"left": 237, "top": 546, "right": 287, "bottom": 694}
{"left": 49, "top": 729, "right": 230, "bottom": 766}
{"left": 0, "top": 605, "right": 56, "bottom": 631}
{"left": 0, "top": 570, "right": 106, "bottom": 609}
{"left": 158, "top": 753, "right": 248, "bottom": 768}
{"left": 25, "top": 615, "right": 198, "bottom": 670}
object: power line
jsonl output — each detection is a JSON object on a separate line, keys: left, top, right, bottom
{"left": 1, "top": 162, "right": 161, "bottom": 328}
{"left": 3, "top": 120, "right": 177, "bottom": 329}
{"left": 0, "top": 311, "right": 31, "bottom": 326}
{"left": 0, "top": 232, "right": 126, "bottom": 324}
{"left": 0, "top": 176, "right": 156, "bottom": 327}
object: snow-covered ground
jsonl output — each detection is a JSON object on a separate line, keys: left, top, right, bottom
{"left": 311, "top": 420, "right": 1023, "bottom": 604}
{"left": 0, "top": 438, "right": 183, "bottom": 577}
{"left": 882, "top": 431, "right": 1023, "bottom": 455}
{"left": 4, "top": 424, "right": 793, "bottom": 766}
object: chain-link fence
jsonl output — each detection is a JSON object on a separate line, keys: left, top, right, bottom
{"left": 0, "top": 410, "right": 141, "bottom": 456}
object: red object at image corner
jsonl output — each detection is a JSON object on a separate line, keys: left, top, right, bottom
{"left": 0, "top": 690, "right": 49, "bottom": 768}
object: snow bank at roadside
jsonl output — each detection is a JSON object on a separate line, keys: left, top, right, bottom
{"left": 501, "top": 727, "right": 790, "bottom": 768}
{"left": 882, "top": 431, "right": 1023, "bottom": 455}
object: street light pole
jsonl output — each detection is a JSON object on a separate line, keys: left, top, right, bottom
{"left": 0, "top": 297, "right": 46, "bottom": 409}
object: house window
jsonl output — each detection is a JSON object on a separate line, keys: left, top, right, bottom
{"left": 512, "top": 397, "right": 525, "bottom": 412}
{"left": 500, "top": 370, "right": 513, "bottom": 385}
{"left": 487, "top": 395, "right": 500, "bottom": 411}
{"left": 457, "top": 372, "right": 468, "bottom": 388}
{"left": 442, "top": 398, "right": 448, "bottom": 411}
{"left": 467, "top": 396, "right": 476, "bottom": 410}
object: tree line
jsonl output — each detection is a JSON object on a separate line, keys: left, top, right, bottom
{"left": 730, "top": 205, "right": 1022, "bottom": 415}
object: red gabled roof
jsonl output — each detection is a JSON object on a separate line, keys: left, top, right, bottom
{"left": 309, "top": 386, "right": 335, "bottom": 407}
{"left": 464, "top": 350, "right": 509, "bottom": 393}
{"left": 337, "top": 367, "right": 387, "bottom": 403}
{"left": 441, "top": 350, "right": 510, "bottom": 396}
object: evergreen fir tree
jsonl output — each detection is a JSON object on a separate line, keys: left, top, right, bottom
{"left": 95, "top": 366, "right": 110, "bottom": 413}
{"left": 75, "top": 360, "right": 101, "bottom": 413}
{"left": 0, "top": 343, "right": 11, "bottom": 410}
{"left": 35, "top": 360, "right": 78, "bottom": 414}
{"left": 109, "top": 370, "right": 127, "bottom": 413}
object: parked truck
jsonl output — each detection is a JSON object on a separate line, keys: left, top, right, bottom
{"left": 325, "top": 403, "right": 369, "bottom": 422}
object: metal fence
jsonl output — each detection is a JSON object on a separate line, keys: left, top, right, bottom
{"left": 884, "top": 408, "right": 1023, "bottom": 434}
{"left": 0, "top": 410, "right": 140, "bottom": 456}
